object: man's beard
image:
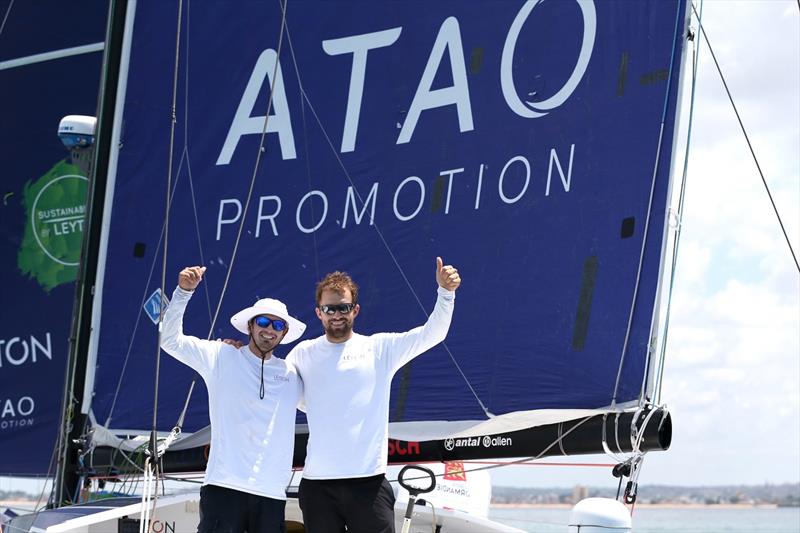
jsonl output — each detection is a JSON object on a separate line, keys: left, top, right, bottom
{"left": 250, "top": 333, "right": 279, "bottom": 355}
{"left": 324, "top": 318, "right": 352, "bottom": 340}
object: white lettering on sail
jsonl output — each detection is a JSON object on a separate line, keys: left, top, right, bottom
{"left": 546, "top": 144, "right": 576, "bottom": 196}
{"left": 1, "top": 396, "right": 35, "bottom": 418}
{"left": 323, "top": 28, "right": 402, "bottom": 153}
{"left": 498, "top": 156, "right": 531, "bottom": 204}
{"left": 214, "top": 5, "right": 594, "bottom": 167}
{"left": 393, "top": 176, "right": 425, "bottom": 221}
{"left": 214, "top": 146, "right": 576, "bottom": 238}
{"left": 216, "top": 199, "right": 242, "bottom": 241}
{"left": 296, "top": 191, "right": 328, "bottom": 234}
{"left": 397, "top": 17, "right": 474, "bottom": 144}
{"left": 256, "top": 196, "right": 282, "bottom": 237}
{"left": 0, "top": 418, "right": 34, "bottom": 430}
{"left": 474, "top": 163, "right": 485, "bottom": 210}
{"left": 217, "top": 49, "right": 296, "bottom": 165}
{"left": 0, "top": 333, "right": 52, "bottom": 368}
{"left": 501, "top": 0, "right": 596, "bottom": 118}
{"left": 440, "top": 168, "right": 464, "bottom": 215}
{"left": 343, "top": 183, "right": 379, "bottom": 229}
{"left": 444, "top": 435, "right": 514, "bottom": 449}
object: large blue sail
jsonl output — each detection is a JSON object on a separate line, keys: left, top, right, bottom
{"left": 88, "top": 0, "right": 688, "bottom": 440}
{"left": 0, "top": 1, "right": 107, "bottom": 475}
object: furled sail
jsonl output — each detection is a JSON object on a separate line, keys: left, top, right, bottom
{"left": 86, "top": 0, "right": 688, "bottom": 453}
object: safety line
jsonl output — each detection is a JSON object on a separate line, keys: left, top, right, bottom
{"left": 695, "top": 4, "right": 800, "bottom": 273}
{"left": 654, "top": 0, "right": 705, "bottom": 404}
{"left": 611, "top": 0, "right": 685, "bottom": 406}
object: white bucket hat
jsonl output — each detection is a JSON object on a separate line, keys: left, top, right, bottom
{"left": 230, "top": 298, "right": 306, "bottom": 344}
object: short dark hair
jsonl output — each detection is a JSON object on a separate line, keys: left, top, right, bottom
{"left": 316, "top": 271, "right": 359, "bottom": 305}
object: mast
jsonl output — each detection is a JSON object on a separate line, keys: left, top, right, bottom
{"left": 53, "top": 0, "right": 130, "bottom": 507}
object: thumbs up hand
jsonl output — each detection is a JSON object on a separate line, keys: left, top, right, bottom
{"left": 178, "top": 266, "right": 206, "bottom": 291}
{"left": 436, "top": 257, "right": 461, "bottom": 292}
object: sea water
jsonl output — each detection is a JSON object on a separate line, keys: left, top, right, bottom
{"left": 489, "top": 506, "right": 800, "bottom": 533}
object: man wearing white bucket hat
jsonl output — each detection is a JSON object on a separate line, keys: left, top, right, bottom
{"left": 160, "top": 265, "right": 306, "bottom": 533}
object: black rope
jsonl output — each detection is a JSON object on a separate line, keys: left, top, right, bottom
{"left": 693, "top": 3, "right": 800, "bottom": 274}
{"left": 151, "top": 0, "right": 184, "bottom": 467}
{"left": 260, "top": 355, "right": 266, "bottom": 399}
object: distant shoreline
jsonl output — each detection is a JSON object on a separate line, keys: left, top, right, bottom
{"left": 3, "top": 499, "right": 796, "bottom": 512}
{"left": 490, "top": 503, "right": 785, "bottom": 509}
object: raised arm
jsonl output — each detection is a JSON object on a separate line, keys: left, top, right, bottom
{"left": 160, "top": 266, "right": 220, "bottom": 380}
{"left": 382, "top": 257, "right": 461, "bottom": 372}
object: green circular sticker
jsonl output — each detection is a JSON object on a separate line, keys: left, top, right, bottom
{"left": 18, "top": 159, "right": 89, "bottom": 291}
{"left": 31, "top": 174, "right": 88, "bottom": 266}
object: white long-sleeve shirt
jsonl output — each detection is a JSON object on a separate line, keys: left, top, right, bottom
{"left": 287, "top": 287, "right": 455, "bottom": 479}
{"left": 160, "top": 286, "right": 302, "bottom": 500}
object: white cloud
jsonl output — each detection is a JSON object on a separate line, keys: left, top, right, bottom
{"left": 621, "top": 0, "right": 799, "bottom": 486}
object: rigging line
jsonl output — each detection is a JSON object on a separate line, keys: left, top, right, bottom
{"left": 36, "top": 413, "right": 62, "bottom": 510}
{"left": 611, "top": 1, "right": 685, "bottom": 406}
{"left": 152, "top": 0, "right": 185, "bottom": 460}
{"left": 694, "top": 6, "right": 800, "bottom": 274}
{"left": 282, "top": 21, "right": 491, "bottom": 417}
{"left": 277, "top": 0, "right": 321, "bottom": 281}
{"left": 54, "top": 357, "right": 84, "bottom": 504}
{"left": 0, "top": 0, "right": 13, "bottom": 39}
{"left": 180, "top": 0, "right": 213, "bottom": 323}
{"left": 655, "top": 0, "right": 705, "bottom": 404}
{"left": 180, "top": 0, "right": 214, "bottom": 324}
{"left": 288, "top": 42, "right": 322, "bottom": 282}
{"left": 33, "top": 462, "right": 55, "bottom": 513}
{"left": 204, "top": 0, "right": 290, "bottom": 341}
{"left": 103, "top": 117, "right": 190, "bottom": 428}
{"left": 101, "top": 0, "right": 192, "bottom": 425}
{"left": 183, "top": 148, "right": 214, "bottom": 323}
{"left": 171, "top": 0, "right": 291, "bottom": 432}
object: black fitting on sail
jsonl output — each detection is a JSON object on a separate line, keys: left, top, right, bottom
{"left": 624, "top": 481, "right": 638, "bottom": 504}
{"left": 612, "top": 461, "right": 632, "bottom": 478}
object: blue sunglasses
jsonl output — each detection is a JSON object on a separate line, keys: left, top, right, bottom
{"left": 253, "top": 315, "right": 287, "bottom": 331}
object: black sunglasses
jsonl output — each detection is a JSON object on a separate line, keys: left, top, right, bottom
{"left": 253, "top": 316, "right": 287, "bottom": 331}
{"left": 318, "top": 303, "right": 356, "bottom": 315}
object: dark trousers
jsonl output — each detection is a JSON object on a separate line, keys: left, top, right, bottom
{"left": 298, "top": 475, "right": 396, "bottom": 533}
{"left": 197, "top": 484, "right": 286, "bottom": 533}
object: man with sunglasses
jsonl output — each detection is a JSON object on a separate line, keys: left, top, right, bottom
{"left": 287, "top": 256, "right": 461, "bottom": 533}
{"left": 160, "top": 265, "right": 306, "bottom": 533}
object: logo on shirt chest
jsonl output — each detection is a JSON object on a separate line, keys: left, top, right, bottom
{"left": 339, "top": 348, "right": 374, "bottom": 363}
{"left": 340, "top": 352, "right": 368, "bottom": 362}
{"left": 272, "top": 373, "right": 290, "bottom": 383}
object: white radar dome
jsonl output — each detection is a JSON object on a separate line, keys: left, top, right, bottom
{"left": 58, "top": 115, "right": 96, "bottom": 148}
{"left": 568, "top": 497, "right": 631, "bottom": 532}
